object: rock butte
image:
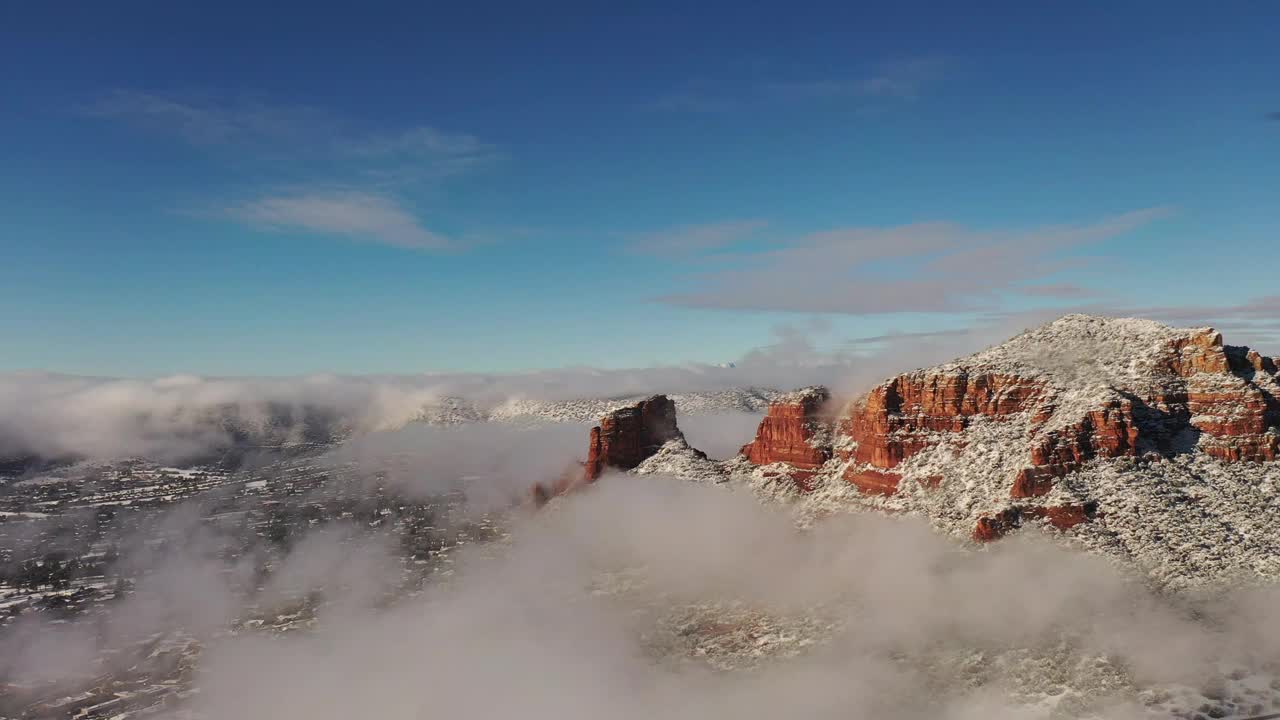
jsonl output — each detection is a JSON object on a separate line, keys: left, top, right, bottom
{"left": 737, "top": 386, "right": 832, "bottom": 490}
{"left": 549, "top": 316, "right": 1279, "bottom": 542}
{"left": 531, "top": 394, "right": 694, "bottom": 504}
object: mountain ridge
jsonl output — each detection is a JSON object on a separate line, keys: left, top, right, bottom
{"left": 560, "top": 314, "right": 1280, "bottom": 592}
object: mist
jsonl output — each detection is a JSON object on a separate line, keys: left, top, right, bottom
{"left": 0, "top": 314, "right": 1047, "bottom": 467}
{"left": 186, "top": 475, "right": 1273, "bottom": 720}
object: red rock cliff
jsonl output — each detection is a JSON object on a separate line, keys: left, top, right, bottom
{"left": 826, "top": 318, "right": 1279, "bottom": 545}
{"left": 530, "top": 395, "right": 687, "bottom": 505}
{"left": 839, "top": 372, "right": 1045, "bottom": 495}
{"left": 738, "top": 387, "right": 832, "bottom": 489}
{"left": 584, "top": 395, "right": 684, "bottom": 481}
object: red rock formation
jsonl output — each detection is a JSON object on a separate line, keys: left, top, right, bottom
{"left": 1160, "top": 333, "right": 1279, "bottom": 462}
{"left": 538, "top": 318, "right": 1278, "bottom": 531}
{"left": 836, "top": 320, "right": 1278, "bottom": 503}
{"left": 843, "top": 468, "right": 901, "bottom": 496}
{"left": 1164, "top": 328, "right": 1232, "bottom": 375}
{"left": 972, "top": 508, "right": 1023, "bottom": 542}
{"left": 584, "top": 395, "right": 684, "bottom": 480}
{"left": 846, "top": 372, "right": 1045, "bottom": 471}
{"left": 529, "top": 395, "right": 688, "bottom": 505}
{"left": 973, "top": 502, "right": 1098, "bottom": 542}
{"left": 1002, "top": 327, "right": 1278, "bottom": 497}
{"left": 1012, "top": 398, "right": 1142, "bottom": 498}
{"left": 739, "top": 387, "right": 832, "bottom": 489}
{"left": 839, "top": 372, "right": 1045, "bottom": 495}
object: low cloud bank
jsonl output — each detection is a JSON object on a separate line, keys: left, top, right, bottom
{"left": 192, "top": 478, "right": 1280, "bottom": 718}
{"left": 5, "top": 405, "right": 1280, "bottom": 719}
{"left": 0, "top": 350, "right": 860, "bottom": 465}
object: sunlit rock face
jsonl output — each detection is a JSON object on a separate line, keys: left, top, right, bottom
{"left": 738, "top": 386, "right": 832, "bottom": 490}
{"left": 584, "top": 395, "right": 685, "bottom": 481}
{"left": 725, "top": 316, "right": 1278, "bottom": 544}
{"left": 532, "top": 395, "right": 692, "bottom": 504}
{"left": 839, "top": 323, "right": 1277, "bottom": 502}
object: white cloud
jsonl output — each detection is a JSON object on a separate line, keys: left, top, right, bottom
{"left": 229, "top": 191, "right": 450, "bottom": 249}
{"left": 86, "top": 91, "right": 498, "bottom": 245}
{"left": 658, "top": 207, "right": 1172, "bottom": 314}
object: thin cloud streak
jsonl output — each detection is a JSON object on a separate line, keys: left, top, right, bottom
{"left": 85, "top": 91, "right": 499, "bottom": 249}
{"left": 657, "top": 207, "right": 1173, "bottom": 315}
{"left": 84, "top": 90, "right": 336, "bottom": 147}
{"left": 764, "top": 57, "right": 946, "bottom": 102}
{"left": 649, "top": 56, "right": 947, "bottom": 113}
{"left": 228, "top": 192, "right": 450, "bottom": 250}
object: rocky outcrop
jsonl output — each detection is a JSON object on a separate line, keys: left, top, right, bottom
{"left": 533, "top": 316, "right": 1278, "bottom": 553}
{"left": 1010, "top": 328, "right": 1280, "bottom": 495}
{"left": 844, "top": 468, "right": 902, "bottom": 496}
{"left": 1012, "top": 397, "right": 1142, "bottom": 497}
{"left": 847, "top": 372, "right": 1044, "bottom": 469}
{"left": 531, "top": 395, "right": 689, "bottom": 505}
{"left": 738, "top": 387, "right": 832, "bottom": 489}
{"left": 584, "top": 395, "right": 685, "bottom": 481}
{"left": 839, "top": 372, "right": 1045, "bottom": 496}
{"left": 837, "top": 319, "right": 1279, "bottom": 501}
{"left": 972, "top": 502, "right": 1099, "bottom": 542}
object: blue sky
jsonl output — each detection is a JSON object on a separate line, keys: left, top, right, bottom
{"left": 2, "top": 1, "right": 1277, "bottom": 376}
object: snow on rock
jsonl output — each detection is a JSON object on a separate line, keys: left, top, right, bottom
{"left": 737, "top": 386, "right": 833, "bottom": 490}
{"left": 634, "top": 438, "right": 728, "bottom": 483}
{"left": 584, "top": 395, "right": 687, "bottom": 481}
{"left": 664, "top": 314, "right": 1280, "bottom": 591}
{"left": 531, "top": 395, "right": 710, "bottom": 504}
{"left": 480, "top": 388, "right": 779, "bottom": 426}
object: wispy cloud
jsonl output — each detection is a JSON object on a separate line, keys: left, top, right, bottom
{"left": 764, "top": 58, "right": 946, "bottom": 102}
{"left": 85, "top": 91, "right": 498, "bottom": 249}
{"left": 228, "top": 192, "right": 449, "bottom": 250}
{"left": 648, "top": 56, "right": 946, "bottom": 113}
{"left": 86, "top": 90, "right": 494, "bottom": 181}
{"left": 339, "top": 126, "right": 492, "bottom": 160}
{"left": 657, "top": 207, "right": 1172, "bottom": 314}
{"left": 84, "top": 90, "right": 336, "bottom": 147}
{"left": 625, "top": 219, "right": 766, "bottom": 256}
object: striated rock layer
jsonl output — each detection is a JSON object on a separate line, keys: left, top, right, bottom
{"left": 732, "top": 316, "right": 1279, "bottom": 541}
{"left": 584, "top": 395, "right": 686, "bottom": 480}
{"left": 533, "top": 395, "right": 695, "bottom": 504}
{"left": 738, "top": 386, "right": 832, "bottom": 490}
{"left": 544, "top": 316, "right": 1277, "bottom": 551}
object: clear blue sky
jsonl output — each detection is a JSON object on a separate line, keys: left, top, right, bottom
{"left": 2, "top": 1, "right": 1277, "bottom": 376}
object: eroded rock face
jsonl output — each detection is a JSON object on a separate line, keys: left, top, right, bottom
{"left": 843, "top": 468, "right": 901, "bottom": 496}
{"left": 585, "top": 395, "right": 684, "bottom": 481}
{"left": 1012, "top": 398, "right": 1142, "bottom": 498}
{"left": 972, "top": 503, "right": 1098, "bottom": 542}
{"left": 531, "top": 395, "right": 688, "bottom": 505}
{"left": 839, "top": 372, "right": 1045, "bottom": 496}
{"left": 739, "top": 387, "right": 832, "bottom": 489}
{"left": 839, "top": 320, "right": 1279, "bottom": 505}
{"left": 536, "top": 316, "right": 1278, "bottom": 549}
{"left": 847, "top": 372, "right": 1044, "bottom": 468}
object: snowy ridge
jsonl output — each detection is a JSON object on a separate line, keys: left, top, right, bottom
{"left": 626, "top": 315, "right": 1280, "bottom": 592}
{"left": 946, "top": 314, "right": 1193, "bottom": 387}
{"left": 415, "top": 387, "right": 781, "bottom": 427}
